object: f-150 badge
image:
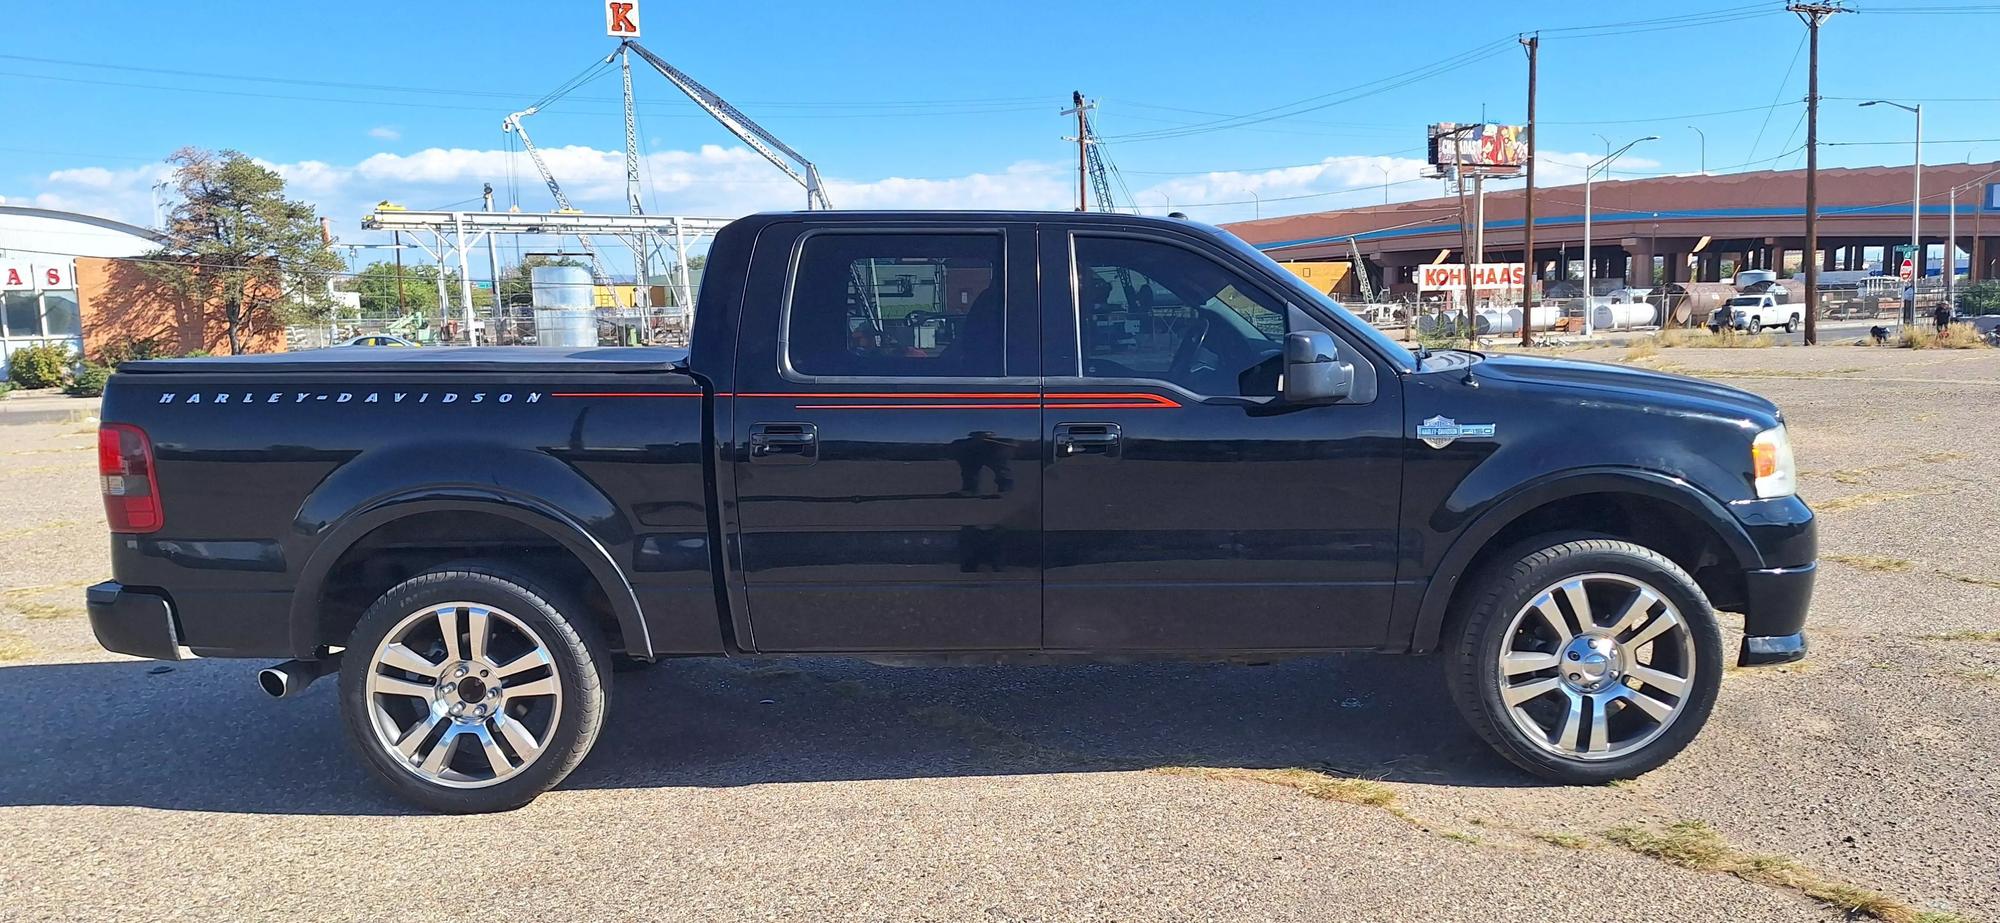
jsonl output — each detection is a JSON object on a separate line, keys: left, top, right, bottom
{"left": 1417, "top": 415, "right": 1495, "bottom": 449}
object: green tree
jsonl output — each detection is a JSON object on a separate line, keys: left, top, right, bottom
{"left": 1959, "top": 280, "right": 2000, "bottom": 316}
{"left": 497, "top": 256, "right": 585, "bottom": 309}
{"left": 144, "top": 148, "right": 345, "bottom": 354}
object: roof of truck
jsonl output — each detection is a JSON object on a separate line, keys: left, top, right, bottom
{"left": 117, "top": 346, "right": 689, "bottom": 375}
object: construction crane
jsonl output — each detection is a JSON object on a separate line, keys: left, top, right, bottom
{"left": 500, "top": 106, "right": 618, "bottom": 294}
{"left": 1347, "top": 237, "right": 1379, "bottom": 304}
{"left": 622, "top": 40, "right": 830, "bottom": 210}
{"left": 1072, "top": 91, "right": 1127, "bottom": 214}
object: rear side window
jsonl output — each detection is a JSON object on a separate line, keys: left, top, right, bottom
{"left": 786, "top": 232, "right": 1005, "bottom": 378}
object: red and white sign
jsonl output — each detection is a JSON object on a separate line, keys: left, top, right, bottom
{"left": 1899, "top": 258, "right": 1915, "bottom": 282}
{"left": 1415, "top": 262, "right": 1526, "bottom": 292}
{"left": 1, "top": 261, "right": 71, "bottom": 291}
{"left": 605, "top": 0, "right": 640, "bottom": 37}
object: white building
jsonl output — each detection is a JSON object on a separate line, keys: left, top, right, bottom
{"left": 0, "top": 205, "right": 164, "bottom": 374}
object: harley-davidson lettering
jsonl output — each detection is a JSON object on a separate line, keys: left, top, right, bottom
{"left": 157, "top": 391, "right": 543, "bottom": 405}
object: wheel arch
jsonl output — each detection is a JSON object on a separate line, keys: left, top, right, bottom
{"left": 1407, "top": 469, "right": 1760, "bottom": 654}
{"left": 288, "top": 491, "right": 650, "bottom": 660}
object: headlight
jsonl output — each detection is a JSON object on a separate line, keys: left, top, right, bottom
{"left": 1752, "top": 425, "right": 1796, "bottom": 499}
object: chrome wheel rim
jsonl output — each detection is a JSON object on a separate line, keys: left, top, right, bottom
{"left": 365, "top": 602, "right": 563, "bottom": 789}
{"left": 1495, "top": 573, "right": 1697, "bottom": 762}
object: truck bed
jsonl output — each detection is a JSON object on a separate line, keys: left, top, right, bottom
{"left": 117, "top": 346, "right": 690, "bottom": 376}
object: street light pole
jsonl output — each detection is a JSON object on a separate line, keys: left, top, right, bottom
{"left": 1862, "top": 100, "right": 1922, "bottom": 323}
{"left": 1583, "top": 136, "right": 1659, "bottom": 336}
{"left": 1377, "top": 165, "right": 1391, "bottom": 205}
{"left": 1688, "top": 125, "right": 1707, "bottom": 174}
{"left": 1249, "top": 190, "right": 1261, "bottom": 219}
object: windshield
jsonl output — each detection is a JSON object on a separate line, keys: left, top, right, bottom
{"left": 1205, "top": 225, "right": 1418, "bottom": 368}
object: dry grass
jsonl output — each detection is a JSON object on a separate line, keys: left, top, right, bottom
{"left": 1534, "top": 831, "right": 1591, "bottom": 850}
{"left": 9, "top": 600, "right": 80, "bottom": 620}
{"left": 1951, "top": 668, "right": 2000, "bottom": 685}
{"left": 1627, "top": 328, "right": 1777, "bottom": 355}
{"left": 0, "top": 632, "right": 35, "bottom": 662}
{"left": 1155, "top": 766, "right": 1398, "bottom": 809}
{"left": 1895, "top": 325, "right": 1992, "bottom": 350}
{"left": 1919, "top": 629, "right": 2000, "bottom": 642}
{"left": 1604, "top": 821, "right": 1970, "bottom": 923}
{"left": 1942, "top": 571, "right": 2000, "bottom": 590}
{"left": 1824, "top": 553, "right": 1916, "bottom": 573}
{"left": 1815, "top": 489, "right": 1937, "bottom": 514}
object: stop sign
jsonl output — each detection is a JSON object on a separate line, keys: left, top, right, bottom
{"left": 1900, "top": 257, "right": 1915, "bottom": 281}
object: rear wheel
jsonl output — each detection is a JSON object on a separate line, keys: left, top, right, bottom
{"left": 338, "top": 565, "right": 611, "bottom": 813}
{"left": 1784, "top": 314, "right": 1798, "bottom": 334}
{"left": 1445, "top": 538, "right": 1723, "bottom": 784}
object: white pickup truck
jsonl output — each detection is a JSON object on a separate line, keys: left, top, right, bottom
{"left": 1709, "top": 292, "right": 1800, "bottom": 334}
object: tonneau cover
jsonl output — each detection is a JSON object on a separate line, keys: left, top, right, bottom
{"left": 117, "top": 346, "right": 689, "bottom": 375}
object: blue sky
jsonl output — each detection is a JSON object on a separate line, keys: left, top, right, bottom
{"left": 4, "top": 0, "right": 1996, "bottom": 255}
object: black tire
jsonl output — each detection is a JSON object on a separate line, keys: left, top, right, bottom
{"left": 1784, "top": 314, "right": 1798, "bottom": 334}
{"left": 1443, "top": 537, "right": 1724, "bottom": 784}
{"left": 1748, "top": 315, "right": 1761, "bottom": 332}
{"left": 337, "top": 564, "right": 612, "bottom": 813}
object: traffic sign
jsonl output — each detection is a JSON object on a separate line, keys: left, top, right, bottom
{"left": 1899, "top": 258, "right": 1915, "bottom": 281}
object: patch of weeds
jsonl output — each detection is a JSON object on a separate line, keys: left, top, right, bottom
{"left": 10, "top": 600, "right": 79, "bottom": 620}
{"left": 1605, "top": 778, "right": 1640, "bottom": 790}
{"left": 1440, "top": 830, "right": 1483, "bottom": 845}
{"left": 1604, "top": 821, "right": 1970, "bottom": 923}
{"left": 1868, "top": 661, "right": 1897, "bottom": 671}
{"left": 1824, "top": 553, "right": 1915, "bottom": 573}
{"left": 1535, "top": 831, "right": 1591, "bottom": 849}
{"left": 1941, "top": 572, "right": 2000, "bottom": 590}
{"left": 1815, "top": 489, "right": 1937, "bottom": 514}
{"left": 1896, "top": 325, "right": 1991, "bottom": 350}
{"left": 1919, "top": 629, "right": 2000, "bottom": 643}
{"left": 1155, "top": 766, "right": 1398, "bottom": 809}
{"left": 1624, "top": 339, "right": 1661, "bottom": 361}
{"left": 0, "top": 632, "right": 34, "bottom": 662}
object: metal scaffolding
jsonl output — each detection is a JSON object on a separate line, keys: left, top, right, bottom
{"left": 360, "top": 208, "right": 730, "bottom": 345}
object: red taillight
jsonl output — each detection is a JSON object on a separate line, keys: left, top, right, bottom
{"left": 98, "top": 423, "right": 162, "bottom": 533}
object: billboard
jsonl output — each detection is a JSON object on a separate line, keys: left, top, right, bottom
{"left": 1415, "top": 262, "right": 1526, "bottom": 292}
{"left": 1428, "top": 123, "right": 1525, "bottom": 171}
{"left": 606, "top": 0, "right": 640, "bottom": 37}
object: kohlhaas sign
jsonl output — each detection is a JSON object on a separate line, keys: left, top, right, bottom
{"left": 605, "top": 0, "right": 640, "bottom": 37}
{"left": 1416, "top": 263, "right": 1526, "bottom": 292}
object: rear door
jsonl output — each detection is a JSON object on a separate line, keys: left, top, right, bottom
{"left": 1037, "top": 224, "right": 1405, "bottom": 652}
{"left": 729, "top": 222, "right": 1043, "bottom": 652}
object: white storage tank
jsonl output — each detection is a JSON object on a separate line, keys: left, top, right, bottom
{"left": 531, "top": 265, "right": 598, "bottom": 348}
{"left": 1590, "top": 302, "right": 1660, "bottom": 330}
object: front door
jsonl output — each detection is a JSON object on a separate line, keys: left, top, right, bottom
{"left": 730, "top": 223, "right": 1043, "bottom": 652}
{"left": 1038, "top": 226, "right": 1405, "bottom": 651}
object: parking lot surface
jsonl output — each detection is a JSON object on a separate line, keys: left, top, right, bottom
{"left": 2, "top": 345, "right": 1995, "bottom": 922}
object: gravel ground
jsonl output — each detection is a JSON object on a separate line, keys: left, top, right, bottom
{"left": 2, "top": 347, "right": 1994, "bottom": 922}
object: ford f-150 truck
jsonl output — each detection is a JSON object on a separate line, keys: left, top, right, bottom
{"left": 87, "top": 211, "right": 1815, "bottom": 812}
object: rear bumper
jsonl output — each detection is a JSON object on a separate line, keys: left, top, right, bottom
{"left": 1736, "top": 562, "right": 1814, "bottom": 666}
{"left": 85, "top": 581, "right": 184, "bottom": 661}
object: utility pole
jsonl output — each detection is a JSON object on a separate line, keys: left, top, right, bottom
{"left": 1064, "top": 91, "right": 1091, "bottom": 211}
{"left": 392, "top": 230, "right": 407, "bottom": 316}
{"left": 483, "top": 183, "right": 502, "bottom": 330}
{"left": 1791, "top": 1, "right": 1851, "bottom": 346}
{"left": 1521, "top": 33, "right": 1538, "bottom": 346}
{"left": 1455, "top": 167, "right": 1478, "bottom": 344}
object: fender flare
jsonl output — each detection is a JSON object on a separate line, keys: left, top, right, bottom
{"left": 1406, "top": 468, "right": 1760, "bottom": 654}
{"left": 286, "top": 489, "right": 651, "bottom": 658}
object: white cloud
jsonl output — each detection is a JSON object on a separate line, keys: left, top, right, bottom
{"left": 7, "top": 144, "right": 1654, "bottom": 248}
{"left": 368, "top": 126, "right": 401, "bottom": 141}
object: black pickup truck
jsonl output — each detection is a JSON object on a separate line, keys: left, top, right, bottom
{"left": 87, "top": 211, "right": 1814, "bottom": 812}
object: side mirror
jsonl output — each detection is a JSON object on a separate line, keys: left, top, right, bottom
{"left": 1281, "top": 330, "right": 1353, "bottom": 404}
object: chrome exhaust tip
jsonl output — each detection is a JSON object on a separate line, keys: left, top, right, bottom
{"left": 258, "top": 656, "right": 339, "bottom": 699}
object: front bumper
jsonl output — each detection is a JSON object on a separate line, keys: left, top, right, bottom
{"left": 1735, "top": 561, "right": 1814, "bottom": 666}
{"left": 85, "top": 581, "right": 184, "bottom": 661}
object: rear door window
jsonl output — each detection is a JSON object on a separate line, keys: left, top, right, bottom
{"left": 786, "top": 232, "right": 1005, "bottom": 378}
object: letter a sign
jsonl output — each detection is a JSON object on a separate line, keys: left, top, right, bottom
{"left": 605, "top": 0, "right": 640, "bottom": 37}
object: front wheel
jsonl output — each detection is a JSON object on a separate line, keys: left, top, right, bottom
{"left": 1444, "top": 538, "right": 1723, "bottom": 784}
{"left": 338, "top": 564, "right": 612, "bottom": 813}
